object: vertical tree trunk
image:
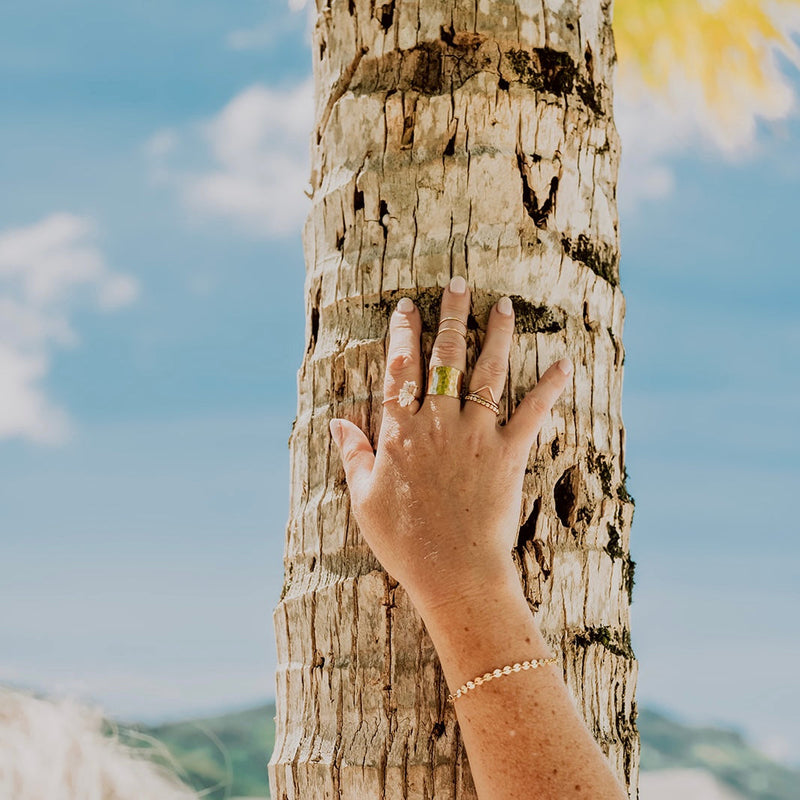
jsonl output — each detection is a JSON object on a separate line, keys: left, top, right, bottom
{"left": 269, "top": 1, "right": 638, "bottom": 797}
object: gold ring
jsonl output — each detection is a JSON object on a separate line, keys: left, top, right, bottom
{"left": 439, "top": 316, "right": 467, "bottom": 328}
{"left": 437, "top": 325, "right": 467, "bottom": 339}
{"left": 468, "top": 384, "right": 498, "bottom": 406}
{"left": 426, "top": 365, "right": 463, "bottom": 398}
{"left": 464, "top": 393, "right": 500, "bottom": 415}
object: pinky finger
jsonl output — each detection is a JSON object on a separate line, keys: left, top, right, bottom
{"left": 501, "top": 358, "right": 573, "bottom": 454}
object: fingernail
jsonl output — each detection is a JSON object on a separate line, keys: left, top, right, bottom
{"left": 497, "top": 296, "right": 513, "bottom": 316}
{"left": 397, "top": 296, "right": 414, "bottom": 313}
{"left": 329, "top": 419, "right": 341, "bottom": 447}
{"left": 449, "top": 275, "right": 466, "bottom": 294}
{"left": 557, "top": 357, "right": 573, "bottom": 376}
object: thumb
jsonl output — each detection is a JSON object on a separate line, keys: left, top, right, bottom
{"left": 330, "top": 418, "right": 375, "bottom": 496}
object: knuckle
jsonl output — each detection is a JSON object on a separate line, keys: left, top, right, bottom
{"left": 389, "top": 306, "right": 418, "bottom": 331}
{"left": 527, "top": 393, "right": 549, "bottom": 415}
{"left": 433, "top": 336, "right": 462, "bottom": 362}
{"left": 391, "top": 312, "right": 416, "bottom": 332}
{"left": 387, "top": 350, "right": 415, "bottom": 373}
{"left": 461, "top": 425, "right": 487, "bottom": 454}
{"left": 478, "top": 355, "right": 507, "bottom": 381}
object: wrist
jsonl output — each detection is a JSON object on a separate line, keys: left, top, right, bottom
{"left": 416, "top": 577, "right": 554, "bottom": 695}
{"left": 412, "top": 565, "right": 524, "bottom": 630}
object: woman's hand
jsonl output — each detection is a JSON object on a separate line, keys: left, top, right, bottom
{"left": 329, "top": 281, "right": 630, "bottom": 800}
{"left": 329, "top": 277, "right": 573, "bottom": 621}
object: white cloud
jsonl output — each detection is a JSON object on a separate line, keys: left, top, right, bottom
{"left": 0, "top": 347, "right": 68, "bottom": 445}
{"left": 149, "top": 79, "right": 314, "bottom": 239}
{"left": 0, "top": 214, "right": 139, "bottom": 444}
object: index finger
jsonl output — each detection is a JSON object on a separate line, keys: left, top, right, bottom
{"left": 380, "top": 297, "right": 424, "bottom": 426}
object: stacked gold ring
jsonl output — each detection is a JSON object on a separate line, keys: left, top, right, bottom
{"left": 437, "top": 316, "right": 467, "bottom": 339}
{"left": 382, "top": 315, "right": 502, "bottom": 415}
{"left": 464, "top": 384, "right": 500, "bottom": 415}
{"left": 426, "top": 318, "right": 467, "bottom": 399}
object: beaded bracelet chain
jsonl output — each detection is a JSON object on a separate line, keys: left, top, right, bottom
{"left": 446, "top": 656, "right": 559, "bottom": 702}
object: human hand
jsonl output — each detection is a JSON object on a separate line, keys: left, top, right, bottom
{"left": 329, "top": 277, "right": 573, "bottom": 621}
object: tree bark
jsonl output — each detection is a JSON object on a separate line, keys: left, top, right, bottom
{"left": 269, "top": 1, "right": 639, "bottom": 797}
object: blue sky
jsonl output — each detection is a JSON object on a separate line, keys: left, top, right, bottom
{"left": 1, "top": 0, "right": 798, "bottom": 767}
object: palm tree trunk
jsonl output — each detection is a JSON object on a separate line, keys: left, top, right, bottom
{"left": 269, "top": 1, "right": 639, "bottom": 797}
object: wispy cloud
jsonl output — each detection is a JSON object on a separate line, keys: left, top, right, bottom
{"left": 146, "top": 78, "right": 314, "bottom": 238}
{"left": 0, "top": 214, "right": 138, "bottom": 444}
{"left": 226, "top": 0, "right": 314, "bottom": 51}
{"left": 226, "top": 21, "right": 277, "bottom": 51}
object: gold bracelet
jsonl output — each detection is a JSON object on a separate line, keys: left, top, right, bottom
{"left": 447, "top": 656, "right": 558, "bottom": 702}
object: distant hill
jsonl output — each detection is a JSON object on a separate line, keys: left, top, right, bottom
{"left": 123, "top": 705, "right": 275, "bottom": 800}
{"left": 126, "top": 704, "right": 800, "bottom": 800}
{"left": 638, "top": 707, "right": 800, "bottom": 800}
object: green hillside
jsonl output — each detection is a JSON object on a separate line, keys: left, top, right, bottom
{"left": 124, "top": 705, "right": 276, "bottom": 800}
{"left": 127, "top": 704, "right": 800, "bottom": 800}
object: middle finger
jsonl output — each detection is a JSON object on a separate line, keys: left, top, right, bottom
{"left": 422, "top": 275, "right": 470, "bottom": 419}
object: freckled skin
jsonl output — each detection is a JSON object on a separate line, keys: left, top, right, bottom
{"left": 333, "top": 284, "right": 628, "bottom": 799}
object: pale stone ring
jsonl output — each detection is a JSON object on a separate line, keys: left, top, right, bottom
{"left": 381, "top": 379, "right": 421, "bottom": 407}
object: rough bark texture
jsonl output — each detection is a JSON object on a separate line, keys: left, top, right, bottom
{"left": 269, "top": 1, "right": 639, "bottom": 797}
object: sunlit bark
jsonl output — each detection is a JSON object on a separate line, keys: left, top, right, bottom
{"left": 269, "top": 1, "right": 638, "bottom": 796}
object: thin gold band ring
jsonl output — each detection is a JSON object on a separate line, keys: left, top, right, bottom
{"left": 437, "top": 325, "right": 467, "bottom": 339}
{"left": 439, "top": 316, "right": 467, "bottom": 328}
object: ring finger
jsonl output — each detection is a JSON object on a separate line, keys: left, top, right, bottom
{"left": 422, "top": 275, "right": 470, "bottom": 420}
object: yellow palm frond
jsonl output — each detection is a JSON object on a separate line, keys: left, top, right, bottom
{"left": 614, "top": 0, "right": 800, "bottom": 133}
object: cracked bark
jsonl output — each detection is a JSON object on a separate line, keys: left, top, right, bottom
{"left": 270, "top": 1, "right": 638, "bottom": 797}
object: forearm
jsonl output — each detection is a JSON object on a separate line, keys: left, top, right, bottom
{"left": 418, "top": 581, "right": 628, "bottom": 800}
